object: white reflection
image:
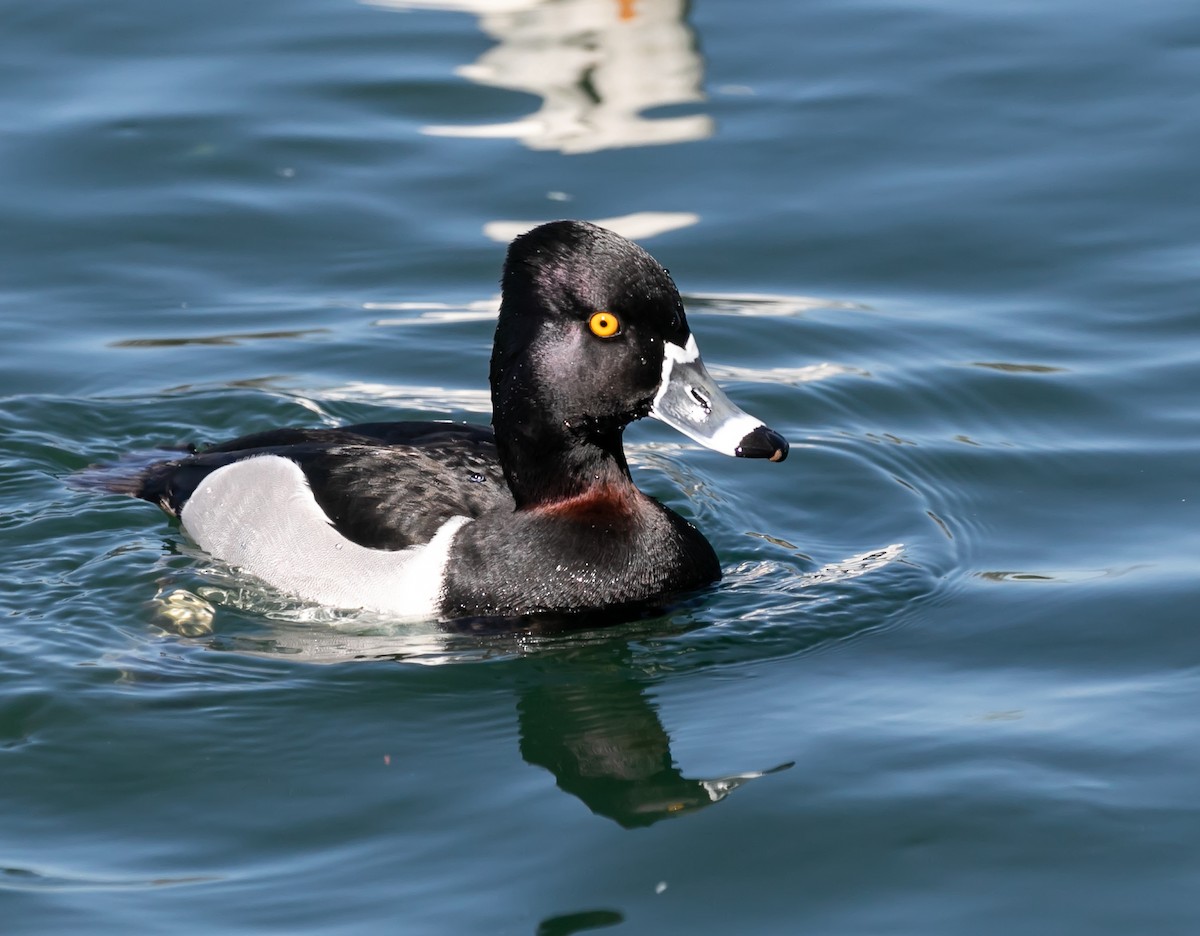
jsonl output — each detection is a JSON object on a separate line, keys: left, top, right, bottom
{"left": 797, "top": 544, "right": 906, "bottom": 586}
{"left": 707, "top": 361, "right": 868, "bottom": 387}
{"left": 365, "top": 0, "right": 713, "bottom": 153}
{"left": 320, "top": 381, "right": 494, "bottom": 413}
{"left": 687, "top": 291, "right": 872, "bottom": 317}
{"left": 483, "top": 210, "right": 699, "bottom": 243}
{"left": 365, "top": 299, "right": 501, "bottom": 324}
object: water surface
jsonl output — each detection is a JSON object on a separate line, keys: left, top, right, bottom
{"left": 2, "top": 0, "right": 1199, "bottom": 932}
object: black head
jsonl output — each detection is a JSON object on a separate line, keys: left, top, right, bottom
{"left": 489, "top": 220, "right": 787, "bottom": 505}
{"left": 491, "top": 220, "right": 689, "bottom": 442}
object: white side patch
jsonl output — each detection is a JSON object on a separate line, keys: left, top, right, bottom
{"left": 179, "top": 456, "right": 471, "bottom": 619}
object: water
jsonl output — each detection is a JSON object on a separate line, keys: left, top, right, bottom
{"left": 3, "top": 0, "right": 1199, "bottom": 931}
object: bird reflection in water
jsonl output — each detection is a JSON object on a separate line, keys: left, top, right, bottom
{"left": 515, "top": 647, "right": 792, "bottom": 828}
{"left": 145, "top": 587, "right": 793, "bottom": 827}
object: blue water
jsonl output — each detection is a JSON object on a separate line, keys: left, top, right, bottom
{"left": 3, "top": 0, "right": 1199, "bottom": 932}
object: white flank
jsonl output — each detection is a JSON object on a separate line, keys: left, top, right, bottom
{"left": 179, "top": 456, "right": 471, "bottom": 618}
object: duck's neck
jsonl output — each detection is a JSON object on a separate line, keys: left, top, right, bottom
{"left": 489, "top": 299, "right": 640, "bottom": 509}
{"left": 492, "top": 401, "right": 634, "bottom": 509}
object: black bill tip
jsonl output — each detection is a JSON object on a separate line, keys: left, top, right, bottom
{"left": 735, "top": 426, "right": 789, "bottom": 462}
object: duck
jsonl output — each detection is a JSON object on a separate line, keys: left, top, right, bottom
{"left": 102, "top": 221, "right": 788, "bottom": 624}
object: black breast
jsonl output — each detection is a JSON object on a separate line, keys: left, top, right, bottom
{"left": 440, "top": 492, "right": 720, "bottom": 619}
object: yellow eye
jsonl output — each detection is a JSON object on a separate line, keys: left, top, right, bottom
{"left": 588, "top": 311, "right": 620, "bottom": 338}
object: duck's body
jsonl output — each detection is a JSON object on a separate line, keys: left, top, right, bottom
{"left": 103, "top": 221, "right": 787, "bottom": 623}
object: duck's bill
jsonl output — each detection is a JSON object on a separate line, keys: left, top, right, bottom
{"left": 650, "top": 336, "right": 789, "bottom": 462}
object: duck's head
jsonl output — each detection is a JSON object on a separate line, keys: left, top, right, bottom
{"left": 491, "top": 220, "right": 788, "bottom": 463}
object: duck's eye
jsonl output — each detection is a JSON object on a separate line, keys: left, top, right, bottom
{"left": 588, "top": 311, "right": 621, "bottom": 338}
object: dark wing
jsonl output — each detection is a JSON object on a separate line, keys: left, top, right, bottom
{"left": 197, "top": 420, "right": 498, "bottom": 454}
{"left": 121, "top": 422, "right": 512, "bottom": 550}
{"left": 300, "top": 437, "right": 511, "bottom": 548}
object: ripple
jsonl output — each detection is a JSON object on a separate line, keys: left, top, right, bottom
{"left": 109, "top": 328, "right": 328, "bottom": 349}
{"left": 318, "top": 380, "right": 492, "bottom": 413}
{"left": 707, "top": 360, "right": 867, "bottom": 386}
{"left": 688, "top": 291, "right": 870, "bottom": 317}
{"left": 0, "top": 864, "right": 218, "bottom": 892}
{"left": 484, "top": 212, "right": 701, "bottom": 243}
{"left": 536, "top": 909, "right": 625, "bottom": 936}
{"left": 366, "top": 299, "right": 500, "bottom": 325}
{"left": 970, "top": 361, "right": 1068, "bottom": 374}
{"left": 978, "top": 565, "right": 1152, "bottom": 584}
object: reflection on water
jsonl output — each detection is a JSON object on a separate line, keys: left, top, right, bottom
{"left": 970, "top": 361, "right": 1068, "bottom": 375}
{"left": 536, "top": 909, "right": 625, "bottom": 936}
{"left": 977, "top": 565, "right": 1150, "bottom": 584}
{"left": 365, "top": 0, "right": 712, "bottom": 153}
{"left": 109, "top": 329, "right": 329, "bottom": 349}
{"left": 687, "top": 291, "right": 871, "bottom": 317}
{"left": 149, "top": 585, "right": 791, "bottom": 827}
{"left": 150, "top": 587, "right": 216, "bottom": 637}
{"left": 364, "top": 298, "right": 501, "bottom": 325}
{"left": 0, "top": 865, "right": 218, "bottom": 893}
{"left": 319, "top": 380, "right": 494, "bottom": 413}
{"left": 517, "top": 651, "right": 791, "bottom": 827}
{"left": 483, "top": 210, "right": 699, "bottom": 243}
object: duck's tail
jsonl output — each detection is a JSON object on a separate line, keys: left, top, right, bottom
{"left": 67, "top": 447, "right": 192, "bottom": 511}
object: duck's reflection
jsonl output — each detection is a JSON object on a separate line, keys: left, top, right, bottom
{"left": 151, "top": 581, "right": 789, "bottom": 827}
{"left": 514, "top": 648, "right": 791, "bottom": 828}
{"left": 364, "top": 0, "right": 713, "bottom": 154}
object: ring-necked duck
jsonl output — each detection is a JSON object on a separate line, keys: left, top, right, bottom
{"left": 102, "top": 221, "right": 787, "bottom": 622}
